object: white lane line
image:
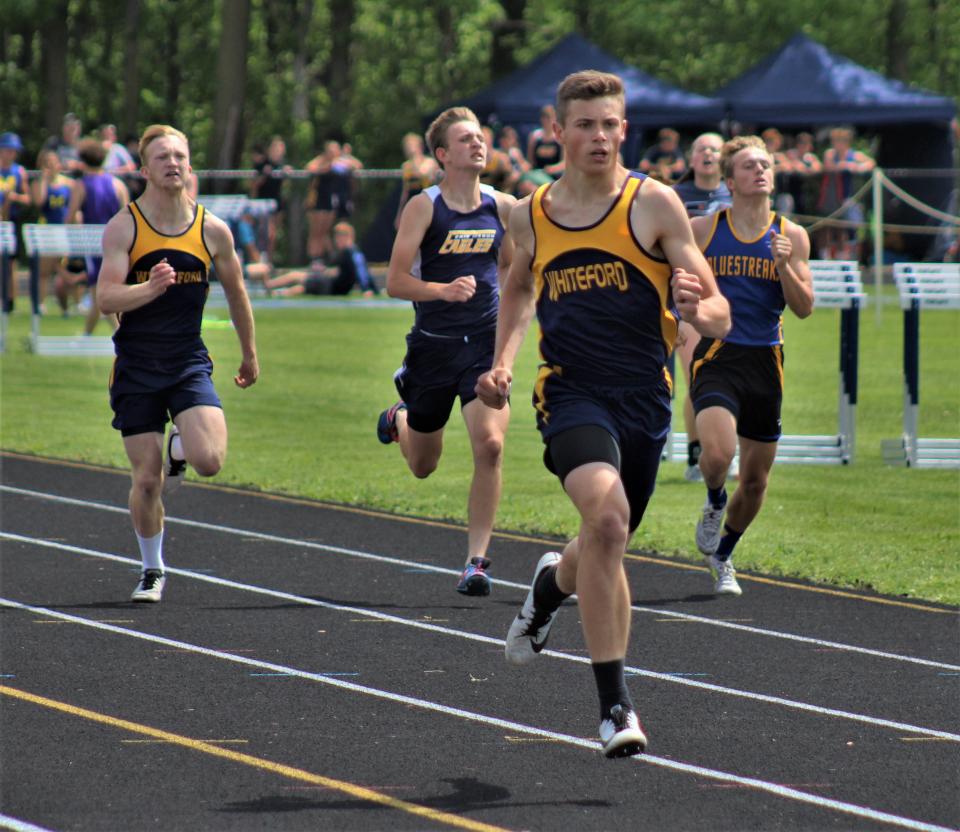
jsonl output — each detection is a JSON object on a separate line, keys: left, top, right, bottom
{"left": 3, "top": 531, "right": 959, "bottom": 743}
{"left": 0, "top": 815, "right": 56, "bottom": 832}
{"left": 2, "top": 484, "right": 957, "bottom": 672}
{"left": 1, "top": 598, "right": 955, "bottom": 832}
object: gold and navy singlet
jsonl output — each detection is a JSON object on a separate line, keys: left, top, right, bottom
{"left": 113, "top": 200, "right": 213, "bottom": 360}
{"left": 530, "top": 172, "right": 676, "bottom": 382}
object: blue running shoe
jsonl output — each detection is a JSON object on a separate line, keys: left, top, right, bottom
{"left": 376, "top": 401, "right": 406, "bottom": 444}
{"left": 456, "top": 556, "right": 492, "bottom": 596}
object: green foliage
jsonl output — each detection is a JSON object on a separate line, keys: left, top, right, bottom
{"left": 2, "top": 0, "right": 955, "bottom": 172}
{"left": 1, "top": 294, "right": 957, "bottom": 603}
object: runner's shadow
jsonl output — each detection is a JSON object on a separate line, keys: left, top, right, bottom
{"left": 220, "top": 777, "right": 609, "bottom": 815}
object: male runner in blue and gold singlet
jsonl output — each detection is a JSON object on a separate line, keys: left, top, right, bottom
{"left": 689, "top": 135, "right": 813, "bottom": 596}
{"left": 477, "top": 71, "right": 730, "bottom": 758}
{"left": 378, "top": 107, "right": 516, "bottom": 598}
{"left": 98, "top": 124, "right": 258, "bottom": 604}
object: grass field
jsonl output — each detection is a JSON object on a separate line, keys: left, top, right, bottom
{"left": 1, "top": 290, "right": 958, "bottom": 603}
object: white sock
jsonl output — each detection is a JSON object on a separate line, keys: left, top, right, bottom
{"left": 136, "top": 530, "right": 165, "bottom": 572}
{"left": 170, "top": 431, "right": 184, "bottom": 461}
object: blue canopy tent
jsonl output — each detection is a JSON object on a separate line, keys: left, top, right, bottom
{"left": 362, "top": 34, "right": 724, "bottom": 263}
{"left": 449, "top": 33, "right": 724, "bottom": 164}
{"left": 713, "top": 33, "right": 957, "bottom": 258}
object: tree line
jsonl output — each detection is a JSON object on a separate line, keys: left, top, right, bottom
{"left": 3, "top": 0, "right": 957, "bottom": 174}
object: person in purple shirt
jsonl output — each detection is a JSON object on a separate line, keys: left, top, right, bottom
{"left": 67, "top": 138, "right": 129, "bottom": 334}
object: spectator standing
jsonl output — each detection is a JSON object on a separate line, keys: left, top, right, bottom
{"left": 497, "top": 125, "right": 530, "bottom": 189}
{"left": 672, "top": 132, "right": 733, "bottom": 481}
{"left": 249, "top": 135, "right": 291, "bottom": 263}
{"left": 526, "top": 104, "right": 564, "bottom": 176}
{"left": 0, "top": 132, "right": 30, "bottom": 308}
{"left": 67, "top": 138, "right": 129, "bottom": 335}
{"left": 480, "top": 126, "right": 518, "bottom": 193}
{"left": 639, "top": 128, "right": 686, "bottom": 183}
{"left": 45, "top": 113, "right": 83, "bottom": 176}
{"left": 783, "top": 132, "right": 822, "bottom": 216}
{"left": 305, "top": 140, "right": 362, "bottom": 266}
{"left": 816, "top": 127, "right": 875, "bottom": 260}
{"left": 31, "top": 148, "right": 76, "bottom": 314}
{"left": 101, "top": 124, "right": 138, "bottom": 176}
{"left": 395, "top": 132, "right": 439, "bottom": 228}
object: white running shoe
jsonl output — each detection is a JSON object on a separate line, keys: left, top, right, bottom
{"left": 131, "top": 569, "right": 166, "bottom": 603}
{"left": 599, "top": 704, "right": 648, "bottom": 758}
{"left": 705, "top": 555, "right": 742, "bottom": 596}
{"left": 696, "top": 498, "right": 725, "bottom": 555}
{"left": 684, "top": 464, "right": 703, "bottom": 482}
{"left": 504, "top": 552, "right": 563, "bottom": 666}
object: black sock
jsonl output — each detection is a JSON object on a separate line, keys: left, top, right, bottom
{"left": 532, "top": 564, "right": 570, "bottom": 612}
{"left": 592, "top": 659, "right": 633, "bottom": 720}
{"left": 707, "top": 485, "right": 727, "bottom": 510}
{"left": 714, "top": 524, "right": 743, "bottom": 561}
{"left": 687, "top": 440, "right": 701, "bottom": 467}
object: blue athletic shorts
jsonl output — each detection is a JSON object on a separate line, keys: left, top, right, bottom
{"left": 534, "top": 366, "right": 671, "bottom": 531}
{"left": 394, "top": 327, "right": 494, "bottom": 434}
{"left": 109, "top": 351, "right": 222, "bottom": 437}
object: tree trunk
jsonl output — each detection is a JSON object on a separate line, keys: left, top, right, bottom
{"left": 885, "top": 0, "right": 909, "bottom": 81}
{"left": 40, "top": 1, "right": 70, "bottom": 140}
{"left": 490, "top": 0, "right": 526, "bottom": 80}
{"left": 435, "top": 5, "right": 459, "bottom": 103}
{"left": 288, "top": 0, "right": 314, "bottom": 266}
{"left": 209, "top": 0, "right": 251, "bottom": 182}
{"left": 121, "top": 0, "right": 141, "bottom": 139}
{"left": 322, "top": 0, "right": 356, "bottom": 136}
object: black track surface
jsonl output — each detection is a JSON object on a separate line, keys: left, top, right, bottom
{"left": 1, "top": 452, "right": 958, "bottom": 832}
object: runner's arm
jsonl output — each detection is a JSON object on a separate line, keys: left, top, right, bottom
{"left": 205, "top": 212, "right": 259, "bottom": 388}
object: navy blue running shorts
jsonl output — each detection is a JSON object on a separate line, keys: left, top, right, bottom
{"left": 535, "top": 366, "right": 671, "bottom": 532}
{"left": 109, "top": 352, "right": 222, "bottom": 437}
{"left": 690, "top": 339, "right": 784, "bottom": 442}
{"left": 394, "top": 328, "right": 495, "bottom": 434}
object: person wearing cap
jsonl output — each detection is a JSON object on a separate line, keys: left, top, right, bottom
{"left": 0, "top": 132, "right": 30, "bottom": 308}
{"left": 0, "top": 132, "right": 30, "bottom": 222}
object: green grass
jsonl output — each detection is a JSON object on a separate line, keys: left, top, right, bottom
{"left": 2, "top": 292, "right": 958, "bottom": 604}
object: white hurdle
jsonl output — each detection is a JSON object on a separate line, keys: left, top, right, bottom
{"left": 665, "top": 260, "right": 865, "bottom": 465}
{"left": 197, "top": 195, "right": 277, "bottom": 221}
{"left": 0, "top": 221, "right": 17, "bottom": 353}
{"left": 882, "top": 262, "right": 960, "bottom": 468}
{"left": 22, "top": 223, "right": 115, "bottom": 357}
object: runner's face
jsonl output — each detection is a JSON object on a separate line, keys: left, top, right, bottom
{"left": 143, "top": 135, "right": 192, "bottom": 192}
{"left": 691, "top": 137, "right": 722, "bottom": 176}
{"left": 439, "top": 121, "right": 486, "bottom": 172}
{"left": 728, "top": 147, "right": 773, "bottom": 197}
{"left": 557, "top": 97, "right": 625, "bottom": 173}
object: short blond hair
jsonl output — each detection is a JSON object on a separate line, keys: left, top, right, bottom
{"left": 139, "top": 124, "right": 189, "bottom": 164}
{"left": 556, "top": 70, "right": 625, "bottom": 125}
{"left": 720, "top": 135, "right": 769, "bottom": 179}
{"left": 425, "top": 107, "right": 480, "bottom": 166}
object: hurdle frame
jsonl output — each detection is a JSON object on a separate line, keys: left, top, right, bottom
{"left": 881, "top": 262, "right": 960, "bottom": 468}
{"left": 664, "top": 260, "right": 865, "bottom": 466}
{"left": 22, "top": 223, "right": 115, "bottom": 357}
